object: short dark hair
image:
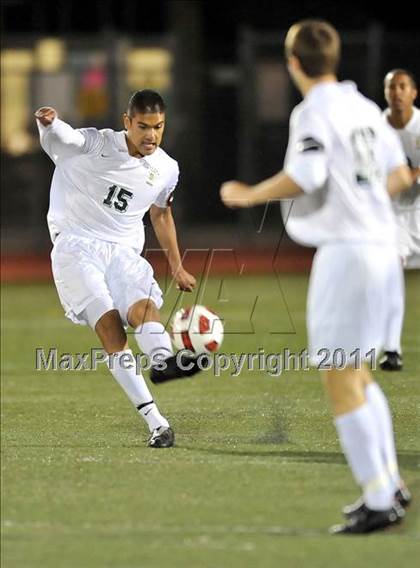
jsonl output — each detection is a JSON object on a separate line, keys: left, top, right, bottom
{"left": 384, "top": 69, "right": 417, "bottom": 89}
{"left": 127, "top": 90, "right": 166, "bottom": 117}
{"left": 285, "top": 20, "right": 340, "bottom": 78}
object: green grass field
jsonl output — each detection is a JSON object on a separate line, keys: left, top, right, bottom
{"left": 1, "top": 272, "right": 419, "bottom": 567}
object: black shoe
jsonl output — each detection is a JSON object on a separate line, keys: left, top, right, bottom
{"left": 343, "top": 485, "right": 412, "bottom": 518}
{"left": 379, "top": 351, "right": 403, "bottom": 371}
{"left": 150, "top": 353, "right": 209, "bottom": 384}
{"left": 330, "top": 504, "right": 404, "bottom": 535}
{"left": 395, "top": 485, "right": 412, "bottom": 508}
{"left": 342, "top": 497, "right": 368, "bottom": 519}
{"left": 147, "top": 426, "right": 175, "bottom": 448}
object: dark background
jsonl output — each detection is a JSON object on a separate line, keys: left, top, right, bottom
{"left": 2, "top": 0, "right": 419, "bottom": 254}
{"left": 3, "top": 0, "right": 418, "bottom": 39}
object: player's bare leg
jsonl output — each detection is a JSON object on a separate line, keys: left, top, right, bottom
{"left": 322, "top": 364, "right": 406, "bottom": 534}
{"left": 94, "top": 309, "right": 173, "bottom": 447}
{"left": 95, "top": 309, "right": 128, "bottom": 353}
{"left": 128, "top": 299, "right": 173, "bottom": 364}
{"left": 128, "top": 298, "right": 206, "bottom": 384}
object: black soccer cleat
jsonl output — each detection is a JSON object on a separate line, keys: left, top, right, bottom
{"left": 147, "top": 426, "right": 175, "bottom": 448}
{"left": 342, "top": 485, "right": 412, "bottom": 519}
{"left": 379, "top": 351, "right": 403, "bottom": 371}
{"left": 342, "top": 497, "right": 367, "bottom": 519}
{"left": 150, "top": 353, "right": 209, "bottom": 384}
{"left": 330, "top": 503, "right": 404, "bottom": 535}
{"left": 396, "top": 485, "right": 412, "bottom": 509}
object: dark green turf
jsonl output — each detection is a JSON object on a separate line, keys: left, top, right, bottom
{"left": 1, "top": 272, "right": 419, "bottom": 567}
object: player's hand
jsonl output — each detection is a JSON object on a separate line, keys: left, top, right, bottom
{"left": 220, "top": 181, "right": 254, "bottom": 208}
{"left": 34, "top": 107, "right": 58, "bottom": 127}
{"left": 173, "top": 267, "right": 196, "bottom": 292}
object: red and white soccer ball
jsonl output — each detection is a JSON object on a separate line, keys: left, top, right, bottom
{"left": 171, "top": 305, "right": 224, "bottom": 355}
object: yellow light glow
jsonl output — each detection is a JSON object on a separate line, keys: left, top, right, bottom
{"left": 126, "top": 48, "right": 172, "bottom": 90}
{"left": 1, "top": 49, "right": 35, "bottom": 150}
{"left": 35, "top": 38, "right": 66, "bottom": 73}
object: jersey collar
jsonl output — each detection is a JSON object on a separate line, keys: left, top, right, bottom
{"left": 383, "top": 106, "right": 419, "bottom": 131}
{"left": 115, "top": 130, "right": 154, "bottom": 163}
{"left": 306, "top": 80, "right": 357, "bottom": 103}
{"left": 115, "top": 130, "right": 129, "bottom": 153}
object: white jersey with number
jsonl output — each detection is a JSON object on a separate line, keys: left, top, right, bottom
{"left": 37, "top": 119, "right": 179, "bottom": 249}
{"left": 283, "top": 81, "right": 406, "bottom": 247}
{"left": 383, "top": 106, "right": 420, "bottom": 265}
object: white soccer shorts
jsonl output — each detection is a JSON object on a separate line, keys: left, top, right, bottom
{"left": 51, "top": 233, "right": 163, "bottom": 327}
{"left": 307, "top": 243, "right": 404, "bottom": 368}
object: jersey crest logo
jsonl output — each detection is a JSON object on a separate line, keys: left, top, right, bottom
{"left": 145, "top": 164, "right": 160, "bottom": 186}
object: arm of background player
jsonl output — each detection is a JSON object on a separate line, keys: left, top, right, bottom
{"left": 149, "top": 204, "right": 196, "bottom": 292}
{"left": 410, "top": 166, "right": 420, "bottom": 184}
{"left": 35, "top": 106, "right": 86, "bottom": 163}
{"left": 387, "top": 165, "right": 412, "bottom": 197}
{"left": 220, "top": 172, "right": 303, "bottom": 208}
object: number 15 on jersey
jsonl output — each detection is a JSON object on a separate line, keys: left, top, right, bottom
{"left": 103, "top": 185, "right": 133, "bottom": 213}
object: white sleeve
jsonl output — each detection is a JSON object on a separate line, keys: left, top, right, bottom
{"left": 153, "top": 163, "right": 180, "bottom": 208}
{"left": 37, "top": 118, "right": 104, "bottom": 164}
{"left": 284, "top": 108, "right": 330, "bottom": 193}
{"left": 381, "top": 121, "right": 408, "bottom": 173}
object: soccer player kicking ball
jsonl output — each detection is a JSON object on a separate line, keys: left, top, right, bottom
{"left": 220, "top": 20, "right": 412, "bottom": 534}
{"left": 379, "top": 69, "right": 420, "bottom": 371}
{"left": 36, "top": 90, "right": 203, "bottom": 448}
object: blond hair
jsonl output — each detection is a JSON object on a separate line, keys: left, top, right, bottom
{"left": 285, "top": 20, "right": 341, "bottom": 77}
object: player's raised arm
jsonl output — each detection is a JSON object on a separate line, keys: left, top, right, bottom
{"left": 35, "top": 106, "right": 89, "bottom": 163}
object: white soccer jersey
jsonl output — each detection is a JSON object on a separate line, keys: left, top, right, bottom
{"left": 37, "top": 119, "right": 179, "bottom": 249}
{"left": 283, "top": 81, "right": 406, "bottom": 247}
{"left": 383, "top": 106, "right": 420, "bottom": 242}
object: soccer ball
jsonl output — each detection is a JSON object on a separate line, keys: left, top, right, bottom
{"left": 170, "top": 305, "right": 224, "bottom": 355}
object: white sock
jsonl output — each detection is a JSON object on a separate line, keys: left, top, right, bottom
{"left": 107, "top": 349, "right": 169, "bottom": 432}
{"left": 383, "top": 284, "right": 404, "bottom": 353}
{"left": 366, "top": 382, "right": 401, "bottom": 491}
{"left": 134, "top": 322, "right": 173, "bottom": 367}
{"left": 335, "top": 403, "right": 394, "bottom": 510}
